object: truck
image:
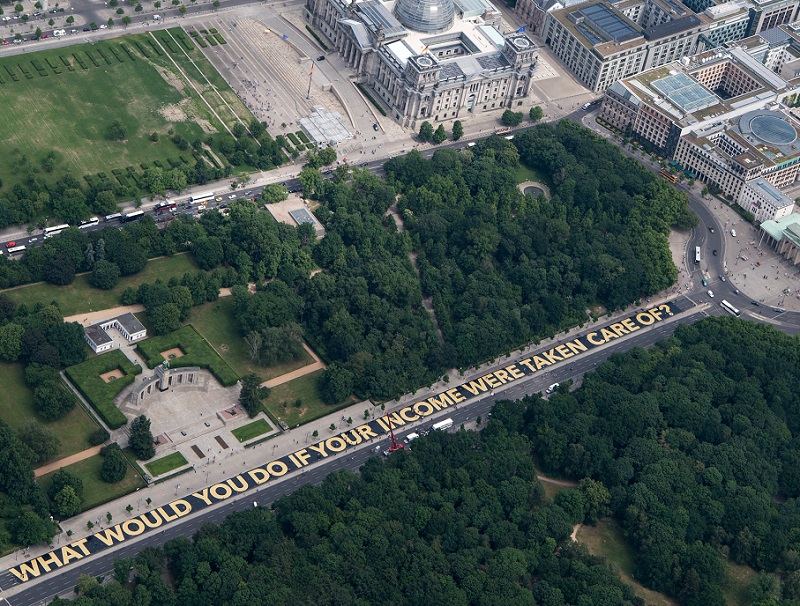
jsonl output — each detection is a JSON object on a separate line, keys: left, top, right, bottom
{"left": 404, "top": 432, "right": 420, "bottom": 444}
{"left": 53, "top": 29, "right": 66, "bottom": 37}
{"left": 432, "top": 418, "right": 454, "bottom": 432}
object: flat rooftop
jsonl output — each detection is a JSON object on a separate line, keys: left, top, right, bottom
{"left": 116, "top": 312, "right": 146, "bottom": 335}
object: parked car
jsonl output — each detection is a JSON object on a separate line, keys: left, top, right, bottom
{"left": 712, "top": 249, "right": 717, "bottom": 256}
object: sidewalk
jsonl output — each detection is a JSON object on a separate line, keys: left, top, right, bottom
{"left": 34, "top": 447, "right": 102, "bottom": 478}
{"left": 0, "top": 276, "right": 692, "bottom": 593}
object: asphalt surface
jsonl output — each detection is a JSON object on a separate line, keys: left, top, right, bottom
{"left": 3, "top": 295, "right": 707, "bottom": 606}
{"left": 0, "top": 0, "right": 262, "bottom": 47}
{"left": 3, "top": 116, "right": 800, "bottom": 605}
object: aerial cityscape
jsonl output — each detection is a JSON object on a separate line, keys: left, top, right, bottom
{"left": 0, "top": 0, "right": 799, "bottom": 602}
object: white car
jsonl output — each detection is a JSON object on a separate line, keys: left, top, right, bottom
{"left": 545, "top": 383, "right": 559, "bottom": 394}
{"left": 731, "top": 229, "right": 737, "bottom": 237}
{"left": 228, "top": 194, "right": 237, "bottom": 200}
{"left": 708, "top": 290, "right": 714, "bottom": 298}
{"left": 197, "top": 204, "right": 207, "bottom": 211}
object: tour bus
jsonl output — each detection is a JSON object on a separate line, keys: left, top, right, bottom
{"left": 79, "top": 217, "right": 100, "bottom": 230}
{"left": 43, "top": 224, "right": 70, "bottom": 239}
{"left": 7, "top": 245, "right": 26, "bottom": 256}
{"left": 121, "top": 210, "right": 145, "bottom": 223}
{"left": 189, "top": 191, "right": 215, "bottom": 205}
{"left": 156, "top": 201, "right": 177, "bottom": 214}
{"left": 659, "top": 168, "right": 678, "bottom": 183}
{"left": 104, "top": 213, "right": 123, "bottom": 222}
{"left": 695, "top": 246, "right": 701, "bottom": 265}
{"left": 720, "top": 300, "right": 741, "bottom": 317}
{"left": 432, "top": 418, "right": 454, "bottom": 432}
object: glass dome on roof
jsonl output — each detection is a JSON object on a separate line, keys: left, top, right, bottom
{"left": 750, "top": 115, "right": 797, "bottom": 146}
{"left": 394, "top": 0, "right": 454, "bottom": 34}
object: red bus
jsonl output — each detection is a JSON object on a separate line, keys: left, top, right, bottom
{"left": 156, "top": 201, "right": 177, "bottom": 214}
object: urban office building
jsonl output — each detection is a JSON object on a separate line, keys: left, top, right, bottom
{"left": 599, "top": 42, "right": 800, "bottom": 217}
{"left": 305, "top": 0, "right": 539, "bottom": 127}
{"left": 523, "top": 0, "right": 800, "bottom": 93}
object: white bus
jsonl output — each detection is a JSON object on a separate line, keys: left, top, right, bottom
{"left": 720, "top": 300, "right": 741, "bottom": 317}
{"left": 104, "top": 213, "right": 123, "bottom": 222}
{"left": 7, "top": 245, "right": 26, "bottom": 255}
{"left": 121, "top": 210, "right": 145, "bottom": 223}
{"left": 432, "top": 418, "right": 454, "bottom": 432}
{"left": 43, "top": 224, "right": 70, "bottom": 239}
{"left": 189, "top": 191, "right": 215, "bottom": 205}
{"left": 694, "top": 246, "right": 701, "bottom": 265}
{"left": 79, "top": 218, "right": 100, "bottom": 229}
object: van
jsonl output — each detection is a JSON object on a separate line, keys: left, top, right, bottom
{"left": 731, "top": 229, "right": 737, "bottom": 237}
{"left": 582, "top": 102, "right": 593, "bottom": 110}
{"left": 545, "top": 383, "right": 559, "bottom": 394}
{"left": 432, "top": 418, "right": 454, "bottom": 432}
{"left": 404, "top": 432, "right": 420, "bottom": 444}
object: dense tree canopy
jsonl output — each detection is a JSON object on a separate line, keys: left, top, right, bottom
{"left": 51, "top": 413, "right": 643, "bottom": 606}
{"left": 507, "top": 316, "right": 800, "bottom": 604}
{"left": 385, "top": 122, "right": 688, "bottom": 367}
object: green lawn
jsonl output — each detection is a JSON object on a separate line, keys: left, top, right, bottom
{"left": 514, "top": 163, "right": 553, "bottom": 189}
{"left": 2, "top": 253, "right": 198, "bottom": 317}
{"left": 65, "top": 350, "right": 142, "bottom": 429}
{"left": 260, "top": 370, "right": 353, "bottom": 428}
{"left": 145, "top": 452, "right": 189, "bottom": 477}
{"left": 576, "top": 519, "right": 676, "bottom": 606}
{"left": 0, "top": 29, "right": 252, "bottom": 194}
{"left": 135, "top": 325, "right": 239, "bottom": 386}
{"left": 722, "top": 561, "right": 765, "bottom": 606}
{"left": 231, "top": 419, "right": 271, "bottom": 443}
{"left": 0, "top": 363, "right": 99, "bottom": 460}
{"left": 38, "top": 454, "right": 145, "bottom": 513}
{"left": 189, "top": 298, "right": 313, "bottom": 381}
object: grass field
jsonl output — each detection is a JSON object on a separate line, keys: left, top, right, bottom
{"left": 65, "top": 350, "right": 142, "bottom": 429}
{"left": 231, "top": 419, "right": 271, "bottom": 443}
{"left": 514, "top": 164, "right": 553, "bottom": 189}
{"left": 576, "top": 519, "right": 677, "bottom": 606}
{"left": 0, "top": 362, "right": 99, "bottom": 460}
{"left": 260, "top": 370, "right": 353, "bottom": 428}
{"left": 2, "top": 253, "right": 198, "bottom": 317}
{"left": 38, "top": 453, "right": 145, "bottom": 513}
{"left": 722, "top": 561, "right": 763, "bottom": 606}
{"left": 136, "top": 325, "right": 239, "bottom": 386}
{"left": 144, "top": 452, "right": 189, "bottom": 477}
{"left": 189, "top": 298, "right": 313, "bottom": 380}
{"left": 0, "top": 28, "right": 252, "bottom": 193}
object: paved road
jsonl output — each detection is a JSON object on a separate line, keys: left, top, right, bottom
{"left": 4, "top": 116, "right": 800, "bottom": 605}
{"left": 3, "top": 295, "right": 709, "bottom": 606}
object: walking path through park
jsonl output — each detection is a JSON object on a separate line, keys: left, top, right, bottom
{"left": 537, "top": 475, "right": 577, "bottom": 488}
{"left": 63, "top": 283, "right": 258, "bottom": 327}
{"left": 64, "top": 305, "right": 146, "bottom": 327}
{"left": 261, "top": 343, "right": 326, "bottom": 388}
{"left": 33, "top": 446, "right": 103, "bottom": 478}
